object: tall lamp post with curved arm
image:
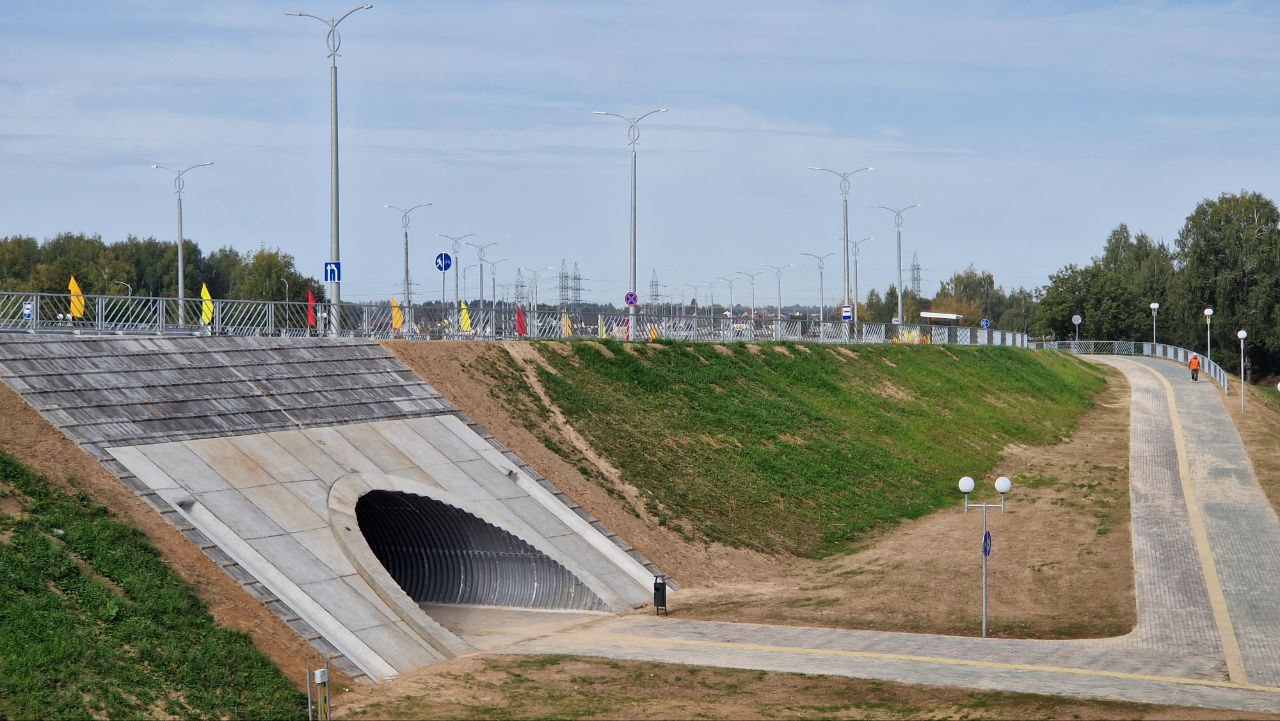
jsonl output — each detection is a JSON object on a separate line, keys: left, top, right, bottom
{"left": 737, "top": 270, "right": 764, "bottom": 335}
{"left": 151, "top": 162, "right": 213, "bottom": 324}
{"left": 439, "top": 233, "right": 475, "bottom": 316}
{"left": 762, "top": 263, "right": 792, "bottom": 340}
{"left": 593, "top": 107, "right": 667, "bottom": 340}
{"left": 809, "top": 166, "right": 872, "bottom": 314}
{"left": 799, "top": 252, "right": 834, "bottom": 326}
{"left": 870, "top": 203, "right": 921, "bottom": 326}
{"left": 717, "top": 277, "right": 737, "bottom": 324}
{"left": 385, "top": 202, "right": 431, "bottom": 326}
{"left": 286, "top": 3, "right": 374, "bottom": 336}
{"left": 851, "top": 236, "right": 871, "bottom": 336}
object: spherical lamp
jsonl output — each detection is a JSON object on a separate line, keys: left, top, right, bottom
{"left": 958, "top": 476, "right": 975, "bottom": 494}
{"left": 994, "top": 476, "right": 1012, "bottom": 494}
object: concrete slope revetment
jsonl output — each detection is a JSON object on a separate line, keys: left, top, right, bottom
{"left": 0, "top": 335, "right": 659, "bottom": 683}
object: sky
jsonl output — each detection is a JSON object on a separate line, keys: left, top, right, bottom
{"left": 2, "top": 0, "right": 1279, "bottom": 308}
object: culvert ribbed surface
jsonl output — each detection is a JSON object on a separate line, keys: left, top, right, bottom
{"left": 356, "top": 490, "right": 606, "bottom": 611}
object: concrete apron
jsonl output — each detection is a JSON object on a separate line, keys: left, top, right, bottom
{"left": 107, "top": 416, "right": 653, "bottom": 682}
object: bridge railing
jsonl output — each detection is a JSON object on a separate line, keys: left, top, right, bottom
{"left": 0, "top": 291, "right": 1030, "bottom": 348}
{"left": 1032, "top": 339, "right": 1229, "bottom": 391}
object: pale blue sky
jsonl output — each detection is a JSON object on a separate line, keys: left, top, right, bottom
{"left": 2, "top": 1, "right": 1278, "bottom": 306}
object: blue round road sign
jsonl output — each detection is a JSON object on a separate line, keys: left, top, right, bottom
{"left": 982, "top": 530, "right": 992, "bottom": 558}
{"left": 624, "top": 291, "right": 639, "bottom": 307}
{"left": 435, "top": 252, "right": 452, "bottom": 272}
{"left": 980, "top": 318, "right": 991, "bottom": 329}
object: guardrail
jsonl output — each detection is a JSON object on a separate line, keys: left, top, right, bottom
{"left": 0, "top": 291, "right": 1029, "bottom": 348}
{"left": 1033, "top": 339, "right": 1229, "bottom": 391}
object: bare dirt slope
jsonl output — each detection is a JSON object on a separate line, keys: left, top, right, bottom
{"left": 0, "top": 382, "right": 344, "bottom": 689}
{"left": 384, "top": 341, "right": 1135, "bottom": 639}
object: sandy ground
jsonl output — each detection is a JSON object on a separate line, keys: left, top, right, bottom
{"left": 332, "top": 654, "right": 1274, "bottom": 721}
{"left": 0, "top": 382, "right": 346, "bottom": 690}
{"left": 385, "top": 342, "right": 1136, "bottom": 639}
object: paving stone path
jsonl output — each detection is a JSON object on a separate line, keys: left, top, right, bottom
{"left": 493, "top": 356, "right": 1280, "bottom": 713}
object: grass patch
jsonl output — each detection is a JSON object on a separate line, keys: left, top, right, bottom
{"left": 532, "top": 342, "right": 1105, "bottom": 556}
{"left": 0, "top": 451, "right": 303, "bottom": 720}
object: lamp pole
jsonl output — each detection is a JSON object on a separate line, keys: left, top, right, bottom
{"left": 1205, "top": 308, "right": 1214, "bottom": 363}
{"left": 151, "top": 162, "right": 213, "bottom": 324}
{"left": 593, "top": 108, "right": 667, "bottom": 340}
{"left": 737, "top": 270, "right": 763, "bottom": 336}
{"left": 487, "top": 258, "right": 508, "bottom": 335}
{"left": 466, "top": 241, "right": 498, "bottom": 334}
{"left": 852, "top": 236, "right": 871, "bottom": 337}
{"left": 440, "top": 234, "right": 475, "bottom": 318}
{"left": 281, "top": 277, "right": 290, "bottom": 302}
{"left": 1238, "top": 330, "right": 1248, "bottom": 413}
{"left": 762, "top": 263, "right": 791, "bottom": 340}
{"left": 718, "top": 277, "right": 737, "bottom": 323}
{"left": 113, "top": 280, "right": 133, "bottom": 297}
{"left": 800, "top": 252, "right": 834, "bottom": 325}
{"left": 958, "top": 475, "right": 1013, "bottom": 638}
{"left": 385, "top": 203, "right": 431, "bottom": 327}
{"left": 1150, "top": 302, "right": 1160, "bottom": 345}
{"left": 810, "top": 166, "right": 873, "bottom": 311}
{"left": 870, "top": 204, "right": 921, "bottom": 325}
{"left": 286, "top": 3, "right": 373, "bottom": 337}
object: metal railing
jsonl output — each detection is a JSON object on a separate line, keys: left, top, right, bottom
{"left": 0, "top": 291, "right": 1031, "bottom": 348}
{"left": 1032, "top": 339, "right": 1229, "bottom": 391}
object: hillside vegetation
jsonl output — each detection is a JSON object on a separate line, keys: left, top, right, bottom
{"left": 527, "top": 342, "right": 1105, "bottom": 557}
{"left": 0, "top": 451, "right": 303, "bottom": 719}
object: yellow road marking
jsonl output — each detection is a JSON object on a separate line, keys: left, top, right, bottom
{"left": 586, "top": 631, "right": 1280, "bottom": 694}
{"left": 1124, "top": 359, "right": 1248, "bottom": 685}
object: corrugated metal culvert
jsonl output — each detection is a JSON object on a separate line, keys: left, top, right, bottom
{"left": 356, "top": 490, "right": 606, "bottom": 611}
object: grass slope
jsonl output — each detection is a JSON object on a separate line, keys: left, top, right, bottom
{"left": 534, "top": 342, "right": 1105, "bottom": 556}
{"left": 0, "top": 451, "right": 303, "bottom": 720}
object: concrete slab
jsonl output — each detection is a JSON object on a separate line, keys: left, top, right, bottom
{"left": 343, "top": 573, "right": 399, "bottom": 621}
{"left": 503, "top": 495, "right": 576, "bottom": 539}
{"left": 137, "top": 442, "right": 231, "bottom": 494}
{"left": 185, "top": 437, "right": 277, "bottom": 489}
{"left": 283, "top": 480, "right": 332, "bottom": 522}
{"left": 458, "top": 458, "right": 526, "bottom": 500}
{"left": 436, "top": 414, "right": 494, "bottom": 453}
{"left": 293, "top": 527, "right": 358, "bottom": 578}
{"left": 268, "top": 430, "right": 350, "bottom": 483}
{"left": 355, "top": 622, "right": 442, "bottom": 672}
{"left": 416, "top": 461, "right": 493, "bottom": 502}
{"left": 246, "top": 534, "right": 340, "bottom": 585}
{"left": 229, "top": 434, "right": 318, "bottom": 483}
{"left": 241, "top": 484, "right": 329, "bottom": 533}
{"left": 300, "top": 577, "right": 396, "bottom": 632}
{"left": 107, "top": 446, "right": 178, "bottom": 490}
{"left": 197, "top": 489, "right": 286, "bottom": 540}
{"left": 371, "top": 420, "right": 453, "bottom": 469}
{"left": 334, "top": 424, "right": 418, "bottom": 472}
{"left": 404, "top": 416, "right": 482, "bottom": 463}
{"left": 301, "top": 427, "right": 384, "bottom": 475}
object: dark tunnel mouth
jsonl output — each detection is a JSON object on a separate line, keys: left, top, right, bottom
{"left": 355, "top": 490, "right": 606, "bottom": 611}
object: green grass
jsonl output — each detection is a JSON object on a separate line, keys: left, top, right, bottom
{"left": 531, "top": 341, "right": 1106, "bottom": 556}
{"left": 0, "top": 451, "right": 304, "bottom": 720}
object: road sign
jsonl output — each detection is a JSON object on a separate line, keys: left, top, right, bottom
{"left": 435, "top": 252, "right": 452, "bottom": 272}
{"left": 324, "top": 261, "right": 342, "bottom": 283}
{"left": 624, "top": 291, "right": 639, "bottom": 307}
{"left": 982, "top": 530, "right": 992, "bottom": 558}
{"left": 980, "top": 318, "right": 990, "bottom": 329}
{"left": 840, "top": 304, "right": 853, "bottom": 321}
{"left": 1071, "top": 314, "right": 1082, "bottom": 326}
{"left": 22, "top": 302, "right": 32, "bottom": 320}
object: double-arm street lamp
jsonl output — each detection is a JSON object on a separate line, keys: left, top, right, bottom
{"left": 870, "top": 204, "right": 921, "bottom": 325}
{"left": 466, "top": 240, "right": 499, "bottom": 331}
{"left": 593, "top": 107, "right": 667, "bottom": 341}
{"left": 717, "top": 277, "right": 737, "bottom": 321}
{"left": 385, "top": 202, "right": 431, "bottom": 321}
{"left": 287, "top": 3, "right": 374, "bottom": 337}
{"left": 810, "top": 166, "right": 872, "bottom": 312}
{"left": 737, "top": 270, "right": 764, "bottom": 330}
{"left": 958, "top": 475, "right": 1013, "bottom": 638}
{"left": 800, "top": 252, "right": 834, "bottom": 324}
{"left": 151, "top": 161, "right": 213, "bottom": 323}
{"left": 762, "top": 263, "right": 791, "bottom": 339}
{"left": 440, "top": 233, "right": 475, "bottom": 315}
{"left": 852, "top": 236, "right": 871, "bottom": 335}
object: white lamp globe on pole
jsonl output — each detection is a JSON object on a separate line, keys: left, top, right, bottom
{"left": 994, "top": 476, "right": 1012, "bottom": 494}
{"left": 1149, "top": 302, "right": 1159, "bottom": 345}
{"left": 958, "top": 476, "right": 975, "bottom": 494}
{"left": 1205, "top": 308, "right": 1214, "bottom": 363}
{"left": 1238, "top": 330, "right": 1248, "bottom": 413}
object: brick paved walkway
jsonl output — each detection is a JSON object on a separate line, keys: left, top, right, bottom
{"left": 493, "top": 356, "right": 1280, "bottom": 713}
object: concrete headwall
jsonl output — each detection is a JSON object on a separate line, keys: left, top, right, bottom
{"left": 0, "top": 336, "right": 660, "bottom": 682}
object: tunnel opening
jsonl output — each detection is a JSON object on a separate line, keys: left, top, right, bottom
{"left": 355, "top": 490, "right": 606, "bottom": 611}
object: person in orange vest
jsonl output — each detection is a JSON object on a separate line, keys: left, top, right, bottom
{"left": 1189, "top": 354, "right": 1201, "bottom": 382}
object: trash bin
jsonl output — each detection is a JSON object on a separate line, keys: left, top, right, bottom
{"left": 653, "top": 575, "right": 667, "bottom": 616}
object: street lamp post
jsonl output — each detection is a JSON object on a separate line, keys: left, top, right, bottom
{"left": 487, "top": 258, "right": 508, "bottom": 336}
{"left": 466, "top": 241, "right": 498, "bottom": 335}
{"left": 800, "top": 252, "right": 834, "bottom": 328}
{"left": 1238, "top": 330, "right": 1248, "bottom": 413}
{"left": 1150, "top": 302, "right": 1160, "bottom": 345}
{"left": 593, "top": 108, "right": 667, "bottom": 340}
{"left": 870, "top": 204, "right": 921, "bottom": 325}
{"left": 287, "top": 3, "right": 373, "bottom": 337}
{"left": 113, "top": 280, "right": 133, "bottom": 297}
{"left": 762, "top": 263, "right": 791, "bottom": 340}
{"left": 810, "top": 166, "right": 873, "bottom": 312}
{"left": 852, "top": 236, "right": 871, "bottom": 338}
{"left": 281, "top": 277, "right": 290, "bottom": 302}
{"left": 385, "top": 202, "right": 432, "bottom": 329}
{"left": 737, "top": 271, "right": 763, "bottom": 336}
{"left": 958, "top": 475, "right": 1013, "bottom": 638}
{"left": 440, "top": 233, "right": 475, "bottom": 321}
{"left": 1205, "top": 308, "right": 1214, "bottom": 363}
{"left": 717, "top": 277, "right": 737, "bottom": 323}
{"left": 151, "top": 162, "right": 213, "bottom": 324}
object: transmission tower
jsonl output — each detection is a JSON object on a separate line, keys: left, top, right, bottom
{"left": 910, "top": 252, "right": 923, "bottom": 296}
{"left": 650, "top": 269, "right": 661, "bottom": 309}
{"left": 514, "top": 268, "right": 528, "bottom": 308}
{"left": 572, "top": 262, "right": 583, "bottom": 308}
{"left": 558, "top": 260, "right": 571, "bottom": 308}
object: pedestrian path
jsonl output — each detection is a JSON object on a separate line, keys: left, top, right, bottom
{"left": 493, "top": 356, "right": 1280, "bottom": 713}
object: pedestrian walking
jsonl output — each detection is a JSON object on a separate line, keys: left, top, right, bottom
{"left": 1190, "top": 354, "right": 1201, "bottom": 382}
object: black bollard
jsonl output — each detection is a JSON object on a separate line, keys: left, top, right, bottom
{"left": 653, "top": 575, "right": 667, "bottom": 616}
